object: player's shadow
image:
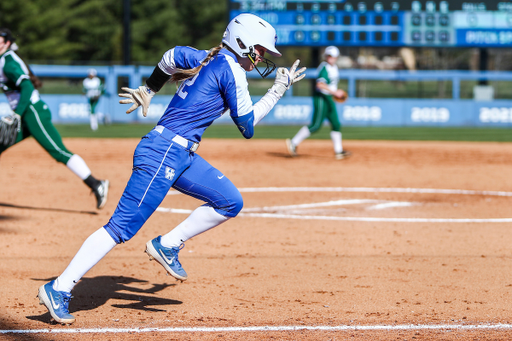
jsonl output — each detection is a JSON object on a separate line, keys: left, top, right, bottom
{"left": 0, "top": 202, "right": 97, "bottom": 215}
{"left": 0, "top": 214, "right": 27, "bottom": 234}
{"left": 0, "top": 214, "right": 24, "bottom": 224}
{"left": 266, "top": 151, "right": 333, "bottom": 159}
{"left": 0, "top": 318, "right": 42, "bottom": 341}
{"left": 0, "top": 214, "right": 20, "bottom": 221}
{"left": 27, "top": 276, "right": 181, "bottom": 324}
{"left": 266, "top": 151, "right": 298, "bottom": 159}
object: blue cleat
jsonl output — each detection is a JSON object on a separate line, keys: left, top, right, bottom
{"left": 37, "top": 281, "right": 75, "bottom": 324}
{"left": 145, "top": 236, "right": 188, "bottom": 281}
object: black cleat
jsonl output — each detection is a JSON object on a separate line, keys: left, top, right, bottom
{"left": 93, "top": 180, "right": 109, "bottom": 209}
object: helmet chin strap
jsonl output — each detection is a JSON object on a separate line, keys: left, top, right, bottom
{"left": 246, "top": 46, "right": 277, "bottom": 79}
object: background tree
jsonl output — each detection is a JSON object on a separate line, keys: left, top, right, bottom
{"left": 0, "top": 0, "right": 228, "bottom": 64}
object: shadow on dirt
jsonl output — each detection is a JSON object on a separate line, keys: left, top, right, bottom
{"left": 0, "top": 317, "right": 43, "bottom": 341}
{"left": 266, "top": 152, "right": 339, "bottom": 160}
{"left": 0, "top": 214, "right": 25, "bottom": 234}
{"left": 0, "top": 202, "right": 97, "bottom": 215}
{"left": 0, "top": 214, "right": 21, "bottom": 221}
{"left": 266, "top": 151, "right": 297, "bottom": 158}
{"left": 27, "top": 276, "right": 181, "bottom": 324}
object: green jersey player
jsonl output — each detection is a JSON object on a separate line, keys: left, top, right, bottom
{"left": 0, "top": 28, "right": 109, "bottom": 209}
{"left": 82, "top": 68, "right": 105, "bottom": 131}
{"left": 286, "top": 46, "right": 351, "bottom": 160}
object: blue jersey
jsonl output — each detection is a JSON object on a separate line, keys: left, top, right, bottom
{"left": 157, "top": 47, "right": 254, "bottom": 143}
{"left": 103, "top": 45, "right": 285, "bottom": 243}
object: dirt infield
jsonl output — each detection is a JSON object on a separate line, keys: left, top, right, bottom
{"left": 1, "top": 137, "right": 512, "bottom": 340}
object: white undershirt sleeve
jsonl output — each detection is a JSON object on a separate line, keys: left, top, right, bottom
{"left": 252, "top": 85, "right": 284, "bottom": 126}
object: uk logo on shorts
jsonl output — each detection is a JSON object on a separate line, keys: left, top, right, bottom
{"left": 165, "top": 167, "right": 175, "bottom": 181}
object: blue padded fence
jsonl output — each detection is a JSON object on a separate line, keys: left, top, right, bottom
{"left": 0, "top": 65, "right": 511, "bottom": 128}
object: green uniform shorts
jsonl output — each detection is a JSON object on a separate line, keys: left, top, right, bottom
{"left": 89, "top": 97, "right": 99, "bottom": 114}
{"left": 307, "top": 92, "right": 341, "bottom": 133}
{"left": 0, "top": 100, "right": 74, "bottom": 164}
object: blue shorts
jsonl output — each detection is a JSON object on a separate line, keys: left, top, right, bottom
{"left": 104, "top": 126, "right": 243, "bottom": 244}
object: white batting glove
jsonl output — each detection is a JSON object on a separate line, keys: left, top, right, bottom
{"left": 119, "top": 85, "right": 155, "bottom": 116}
{"left": 272, "top": 59, "right": 307, "bottom": 96}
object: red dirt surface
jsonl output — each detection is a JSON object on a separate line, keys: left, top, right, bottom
{"left": 1, "top": 137, "right": 512, "bottom": 340}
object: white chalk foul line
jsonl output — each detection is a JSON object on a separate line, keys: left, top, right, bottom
{"left": 167, "top": 187, "right": 512, "bottom": 197}
{"left": 156, "top": 208, "right": 512, "bottom": 223}
{"left": 160, "top": 186, "right": 512, "bottom": 223}
{"left": 4, "top": 324, "right": 512, "bottom": 334}
{"left": 241, "top": 199, "right": 380, "bottom": 212}
{"left": 368, "top": 202, "right": 414, "bottom": 210}
{"left": 239, "top": 212, "right": 512, "bottom": 223}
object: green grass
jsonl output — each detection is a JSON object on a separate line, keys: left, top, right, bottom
{"left": 55, "top": 123, "right": 156, "bottom": 138}
{"left": 54, "top": 123, "right": 512, "bottom": 142}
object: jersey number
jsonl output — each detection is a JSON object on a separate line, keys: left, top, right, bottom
{"left": 177, "top": 73, "right": 199, "bottom": 99}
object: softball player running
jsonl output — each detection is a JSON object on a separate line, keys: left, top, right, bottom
{"left": 37, "top": 13, "right": 306, "bottom": 324}
{"left": 286, "top": 46, "right": 351, "bottom": 160}
{"left": 0, "top": 28, "right": 109, "bottom": 209}
{"left": 82, "top": 68, "right": 105, "bottom": 131}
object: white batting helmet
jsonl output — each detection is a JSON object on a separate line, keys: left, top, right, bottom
{"left": 222, "top": 13, "right": 281, "bottom": 58}
{"left": 324, "top": 46, "right": 340, "bottom": 58}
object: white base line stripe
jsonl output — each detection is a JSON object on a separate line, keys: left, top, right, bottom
{"left": 156, "top": 208, "right": 512, "bottom": 223}
{"left": 239, "top": 212, "right": 512, "bottom": 223}
{"left": 241, "top": 199, "right": 380, "bottom": 212}
{"left": 161, "top": 186, "right": 512, "bottom": 223}
{"left": 167, "top": 187, "right": 512, "bottom": 197}
{"left": 4, "top": 324, "right": 512, "bottom": 334}
{"left": 239, "top": 187, "right": 512, "bottom": 197}
{"left": 156, "top": 207, "right": 192, "bottom": 214}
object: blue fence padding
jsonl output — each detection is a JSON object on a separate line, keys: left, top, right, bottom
{"left": 0, "top": 65, "right": 510, "bottom": 127}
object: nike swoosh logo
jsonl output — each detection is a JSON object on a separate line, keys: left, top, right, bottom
{"left": 217, "top": 175, "right": 224, "bottom": 179}
{"left": 159, "top": 249, "right": 174, "bottom": 265}
{"left": 49, "top": 293, "right": 60, "bottom": 310}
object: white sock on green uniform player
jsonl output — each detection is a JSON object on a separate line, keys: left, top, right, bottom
{"left": 67, "top": 154, "right": 103, "bottom": 191}
{"left": 90, "top": 114, "right": 98, "bottom": 131}
{"left": 53, "top": 227, "right": 116, "bottom": 293}
{"left": 66, "top": 154, "right": 92, "bottom": 180}
{"left": 291, "top": 125, "right": 311, "bottom": 147}
{"left": 160, "top": 206, "right": 228, "bottom": 248}
{"left": 330, "top": 130, "right": 343, "bottom": 154}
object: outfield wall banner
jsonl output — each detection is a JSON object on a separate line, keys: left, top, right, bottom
{"left": 1, "top": 96, "right": 512, "bottom": 128}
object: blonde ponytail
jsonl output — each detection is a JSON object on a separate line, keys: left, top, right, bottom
{"left": 170, "top": 44, "right": 224, "bottom": 83}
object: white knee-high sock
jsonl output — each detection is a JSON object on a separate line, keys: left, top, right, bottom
{"left": 330, "top": 131, "right": 343, "bottom": 154}
{"left": 53, "top": 228, "right": 117, "bottom": 293}
{"left": 90, "top": 114, "right": 98, "bottom": 131}
{"left": 291, "top": 126, "right": 311, "bottom": 147}
{"left": 66, "top": 154, "right": 92, "bottom": 180}
{"left": 160, "top": 206, "right": 229, "bottom": 248}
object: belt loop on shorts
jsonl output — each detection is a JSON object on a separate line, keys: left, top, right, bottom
{"left": 154, "top": 125, "right": 199, "bottom": 152}
{"left": 189, "top": 141, "right": 200, "bottom": 152}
